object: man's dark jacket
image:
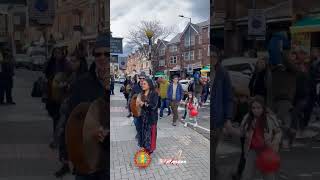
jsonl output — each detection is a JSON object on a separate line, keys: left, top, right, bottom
{"left": 211, "top": 63, "right": 234, "bottom": 129}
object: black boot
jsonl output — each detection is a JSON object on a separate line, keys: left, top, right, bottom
{"left": 54, "top": 163, "right": 70, "bottom": 178}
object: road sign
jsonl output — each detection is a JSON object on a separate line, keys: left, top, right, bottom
{"left": 118, "top": 57, "right": 127, "bottom": 70}
{"left": 248, "top": 9, "right": 266, "bottom": 37}
{"left": 111, "top": 37, "right": 123, "bottom": 54}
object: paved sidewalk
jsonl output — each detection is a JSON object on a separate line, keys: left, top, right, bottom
{"left": 110, "top": 89, "right": 210, "bottom": 180}
{"left": 0, "top": 69, "right": 73, "bottom": 180}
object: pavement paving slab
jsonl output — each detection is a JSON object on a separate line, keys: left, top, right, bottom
{"left": 0, "top": 70, "right": 73, "bottom": 180}
{"left": 110, "top": 85, "right": 210, "bottom": 180}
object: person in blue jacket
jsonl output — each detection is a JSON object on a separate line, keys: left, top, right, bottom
{"left": 167, "top": 75, "right": 184, "bottom": 126}
{"left": 267, "top": 31, "right": 290, "bottom": 66}
{"left": 211, "top": 51, "right": 234, "bottom": 177}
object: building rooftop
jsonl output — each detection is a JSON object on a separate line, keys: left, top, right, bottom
{"left": 168, "top": 33, "right": 182, "bottom": 44}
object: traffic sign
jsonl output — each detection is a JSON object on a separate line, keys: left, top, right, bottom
{"left": 111, "top": 37, "right": 123, "bottom": 54}
{"left": 187, "top": 64, "right": 193, "bottom": 74}
{"left": 248, "top": 9, "right": 266, "bottom": 37}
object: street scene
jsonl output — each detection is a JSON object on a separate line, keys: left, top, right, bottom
{"left": 110, "top": 0, "right": 211, "bottom": 179}
{"left": 211, "top": 0, "right": 320, "bottom": 180}
{"left": 1, "top": 0, "right": 108, "bottom": 180}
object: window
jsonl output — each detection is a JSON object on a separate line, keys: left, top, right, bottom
{"left": 198, "top": 35, "right": 202, "bottom": 45}
{"left": 191, "top": 35, "right": 195, "bottom": 45}
{"left": 170, "top": 56, "right": 177, "bottom": 64}
{"left": 184, "top": 52, "right": 189, "bottom": 61}
{"left": 198, "top": 49, "right": 202, "bottom": 60}
{"left": 159, "top": 48, "right": 165, "bottom": 56}
{"left": 14, "top": 31, "right": 20, "bottom": 40}
{"left": 13, "top": 15, "right": 20, "bottom": 25}
{"left": 190, "top": 51, "right": 194, "bottom": 60}
{"left": 159, "top": 59, "right": 165, "bottom": 66}
{"left": 170, "top": 45, "right": 178, "bottom": 52}
{"left": 184, "top": 35, "right": 190, "bottom": 47}
{"left": 207, "top": 45, "right": 210, "bottom": 56}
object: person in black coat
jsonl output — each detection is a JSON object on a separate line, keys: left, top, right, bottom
{"left": 136, "top": 78, "right": 159, "bottom": 154}
{"left": 67, "top": 33, "right": 109, "bottom": 180}
{"left": 0, "top": 50, "right": 15, "bottom": 105}
{"left": 248, "top": 58, "right": 267, "bottom": 98}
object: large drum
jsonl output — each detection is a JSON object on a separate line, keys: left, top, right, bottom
{"left": 130, "top": 94, "right": 141, "bottom": 117}
{"left": 65, "top": 103, "right": 91, "bottom": 174}
{"left": 83, "top": 97, "right": 108, "bottom": 172}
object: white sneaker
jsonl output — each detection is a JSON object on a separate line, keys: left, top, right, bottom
{"left": 184, "top": 123, "right": 188, "bottom": 127}
{"left": 194, "top": 122, "right": 198, "bottom": 127}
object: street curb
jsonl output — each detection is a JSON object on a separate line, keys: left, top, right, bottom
{"left": 178, "top": 119, "right": 210, "bottom": 139}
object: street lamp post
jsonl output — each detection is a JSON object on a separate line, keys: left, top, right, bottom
{"left": 145, "top": 29, "right": 154, "bottom": 76}
{"left": 179, "top": 15, "right": 191, "bottom": 78}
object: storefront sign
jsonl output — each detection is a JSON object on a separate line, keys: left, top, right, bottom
{"left": 292, "top": 32, "right": 311, "bottom": 54}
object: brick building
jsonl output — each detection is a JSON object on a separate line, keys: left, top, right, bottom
{"left": 50, "top": 0, "right": 107, "bottom": 54}
{"left": 211, "top": 0, "right": 320, "bottom": 57}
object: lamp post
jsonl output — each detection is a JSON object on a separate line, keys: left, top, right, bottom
{"left": 145, "top": 29, "right": 154, "bottom": 75}
{"left": 179, "top": 15, "right": 191, "bottom": 77}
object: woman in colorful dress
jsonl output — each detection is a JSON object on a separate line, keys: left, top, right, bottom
{"left": 136, "top": 78, "right": 159, "bottom": 154}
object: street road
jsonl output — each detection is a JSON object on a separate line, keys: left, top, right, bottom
{"left": 0, "top": 69, "right": 73, "bottom": 180}
{"left": 110, "top": 84, "right": 210, "bottom": 180}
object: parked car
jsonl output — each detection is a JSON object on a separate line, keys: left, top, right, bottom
{"left": 119, "top": 77, "right": 126, "bottom": 84}
{"left": 179, "top": 79, "right": 191, "bottom": 100}
{"left": 28, "top": 47, "right": 47, "bottom": 71}
{"left": 221, "top": 57, "right": 257, "bottom": 77}
{"left": 15, "top": 54, "right": 32, "bottom": 69}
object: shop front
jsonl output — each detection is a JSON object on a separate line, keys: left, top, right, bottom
{"left": 290, "top": 16, "right": 320, "bottom": 54}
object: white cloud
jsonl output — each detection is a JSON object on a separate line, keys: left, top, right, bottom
{"left": 111, "top": 0, "right": 209, "bottom": 54}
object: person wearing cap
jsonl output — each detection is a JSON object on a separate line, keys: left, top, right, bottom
{"left": 66, "top": 33, "right": 108, "bottom": 180}
{"left": 129, "top": 72, "right": 145, "bottom": 142}
{"left": 167, "top": 75, "right": 184, "bottom": 126}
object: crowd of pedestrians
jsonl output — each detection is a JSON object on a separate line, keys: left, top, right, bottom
{"left": 212, "top": 46, "right": 320, "bottom": 180}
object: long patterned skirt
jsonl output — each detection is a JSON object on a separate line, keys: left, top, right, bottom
{"left": 139, "top": 120, "right": 157, "bottom": 153}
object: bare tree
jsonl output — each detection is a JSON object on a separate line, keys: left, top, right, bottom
{"left": 126, "top": 20, "right": 175, "bottom": 59}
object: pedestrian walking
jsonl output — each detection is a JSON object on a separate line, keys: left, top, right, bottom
{"left": 188, "top": 72, "right": 204, "bottom": 105}
{"left": 211, "top": 50, "right": 234, "bottom": 177}
{"left": 110, "top": 76, "right": 115, "bottom": 95}
{"left": 0, "top": 49, "right": 15, "bottom": 105}
{"left": 167, "top": 75, "right": 184, "bottom": 126}
{"left": 267, "top": 50, "right": 299, "bottom": 150}
{"left": 158, "top": 76, "right": 171, "bottom": 118}
{"left": 249, "top": 57, "right": 267, "bottom": 98}
{"left": 65, "top": 33, "right": 108, "bottom": 180}
{"left": 44, "top": 47, "right": 69, "bottom": 149}
{"left": 136, "top": 78, "right": 159, "bottom": 154}
{"left": 201, "top": 77, "right": 210, "bottom": 104}
{"left": 229, "top": 96, "right": 282, "bottom": 180}
{"left": 182, "top": 92, "right": 199, "bottom": 127}
{"left": 53, "top": 48, "right": 88, "bottom": 178}
{"left": 129, "top": 72, "right": 145, "bottom": 142}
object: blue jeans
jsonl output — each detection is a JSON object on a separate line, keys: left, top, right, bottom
{"left": 159, "top": 98, "right": 171, "bottom": 117}
{"left": 134, "top": 117, "right": 142, "bottom": 146}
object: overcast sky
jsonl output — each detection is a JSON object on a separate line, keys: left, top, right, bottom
{"left": 110, "top": 0, "right": 209, "bottom": 55}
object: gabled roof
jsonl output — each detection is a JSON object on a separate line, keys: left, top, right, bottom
{"left": 181, "top": 22, "right": 200, "bottom": 37}
{"left": 168, "top": 33, "right": 182, "bottom": 44}
{"left": 196, "top": 20, "right": 209, "bottom": 27}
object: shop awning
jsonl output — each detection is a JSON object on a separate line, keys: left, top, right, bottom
{"left": 290, "top": 16, "right": 320, "bottom": 33}
{"left": 154, "top": 71, "right": 165, "bottom": 77}
{"left": 200, "top": 65, "right": 210, "bottom": 73}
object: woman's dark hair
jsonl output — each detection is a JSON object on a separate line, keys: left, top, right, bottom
{"left": 141, "top": 78, "right": 155, "bottom": 102}
{"left": 243, "top": 96, "right": 268, "bottom": 131}
{"left": 188, "top": 92, "right": 194, "bottom": 102}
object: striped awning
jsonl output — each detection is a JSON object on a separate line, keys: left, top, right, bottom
{"left": 290, "top": 16, "right": 320, "bottom": 33}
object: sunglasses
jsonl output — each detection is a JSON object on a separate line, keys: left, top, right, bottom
{"left": 94, "top": 52, "right": 108, "bottom": 58}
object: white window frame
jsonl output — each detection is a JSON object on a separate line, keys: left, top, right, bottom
{"left": 190, "top": 51, "right": 194, "bottom": 60}
{"left": 198, "top": 49, "right": 202, "bottom": 60}
{"left": 159, "top": 47, "right": 165, "bottom": 56}
{"left": 184, "top": 52, "right": 189, "bottom": 61}
{"left": 198, "top": 35, "right": 202, "bottom": 45}
{"left": 184, "top": 35, "right": 190, "bottom": 47}
{"left": 159, "top": 59, "right": 165, "bottom": 66}
{"left": 207, "top": 45, "right": 210, "bottom": 56}
{"left": 191, "top": 35, "right": 195, "bottom": 46}
{"left": 170, "top": 56, "right": 177, "bottom": 64}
